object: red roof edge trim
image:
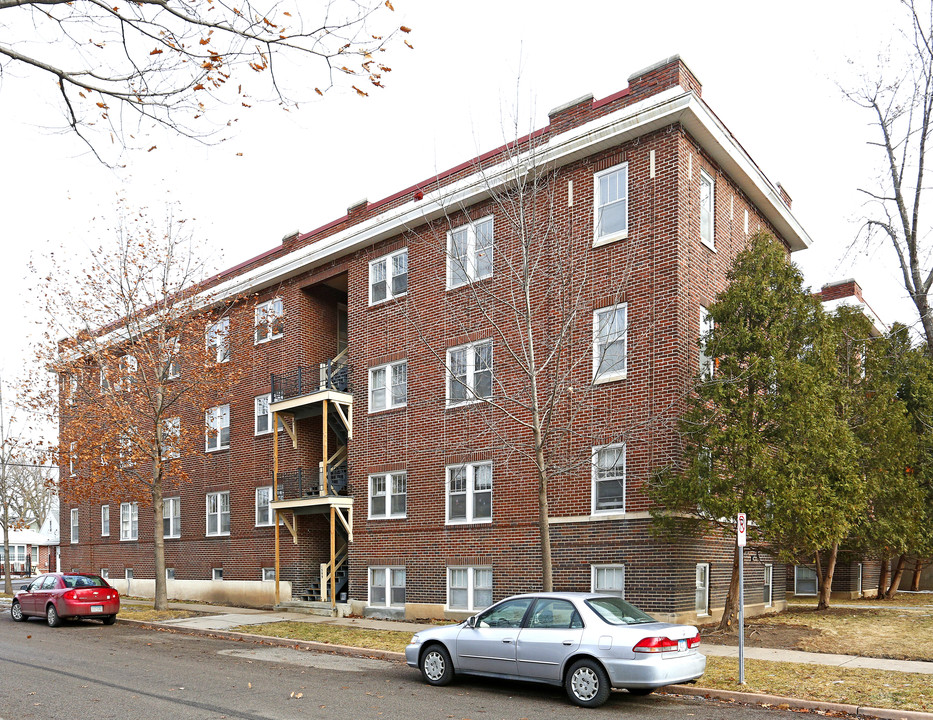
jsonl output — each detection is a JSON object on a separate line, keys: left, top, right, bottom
{"left": 592, "top": 87, "right": 631, "bottom": 110}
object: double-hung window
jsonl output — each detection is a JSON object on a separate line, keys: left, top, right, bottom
{"left": 592, "top": 443, "right": 625, "bottom": 512}
{"left": 206, "top": 317, "right": 230, "bottom": 363}
{"left": 163, "top": 497, "right": 181, "bottom": 538}
{"left": 164, "top": 336, "right": 181, "bottom": 380}
{"left": 101, "top": 505, "right": 110, "bottom": 536}
{"left": 369, "top": 567, "right": 406, "bottom": 607}
{"left": 120, "top": 502, "right": 138, "bottom": 541}
{"left": 700, "top": 170, "right": 715, "bottom": 249}
{"left": 99, "top": 363, "right": 110, "bottom": 393}
{"left": 254, "top": 298, "right": 284, "bottom": 344}
{"left": 446, "top": 462, "right": 492, "bottom": 524}
{"left": 162, "top": 417, "right": 180, "bottom": 459}
{"left": 699, "top": 305, "right": 715, "bottom": 379}
{"left": 205, "top": 404, "right": 230, "bottom": 451}
{"left": 592, "top": 564, "right": 625, "bottom": 597}
{"left": 116, "top": 355, "right": 137, "bottom": 391}
{"left": 447, "top": 566, "right": 492, "bottom": 611}
{"left": 594, "top": 162, "right": 629, "bottom": 244}
{"left": 69, "top": 441, "right": 76, "bottom": 477}
{"left": 447, "top": 340, "right": 492, "bottom": 405}
{"left": 255, "top": 486, "right": 273, "bottom": 526}
{"left": 254, "top": 394, "right": 284, "bottom": 435}
{"left": 696, "top": 563, "right": 710, "bottom": 615}
{"left": 369, "top": 360, "right": 407, "bottom": 412}
{"left": 369, "top": 248, "right": 408, "bottom": 304}
{"left": 447, "top": 217, "right": 493, "bottom": 288}
{"left": 368, "top": 472, "right": 406, "bottom": 519}
{"left": 593, "top": 304, "right": 627, "bottom": 382}
{"left": 206, "top": 491, "right": 230, "bottom": 536}
{"left": 70, "top": 509, "right": 79, "bottom": 544}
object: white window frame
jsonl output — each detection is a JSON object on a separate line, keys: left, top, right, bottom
{"left": 699, "top": 305, "right": 714, "bottom": 379}
{"left": 125, "top": 568, "right": 134, "bottom": 580}
{"left": 368, "top": 360, "right": 408, "bottom": 413}
{"left": 69, "top": 441, "right": 76, "bottom": 477}
{"left": 445, "top": 462, "right": 493, "bottom": 524}
{"left": 857, "top": 562, "right": 863, "bottom": 596}
{"left": 700, "top": 169, "right": 715, "bottom": 249}
{"left": 166, "top": 568, "right": 176, "bottom": 580}
{"left": 255, "top": 486, "right": 273, "bottom": 527}
{"left": 447, "top": 566, "right": 493, "bottom": 611}
{"left": 446, "top": 339, "right": 493, "bottom": 406}
{"left": 205, "top": 404, "right": 230, "bottom": 452}
{"left": 101, "top": 505, "right": 110, "bottom": 537}
{"left": 593, "top": 162, "right": 629, "bottom": 245}
{"left": 120, "top": 502, "right": 139, "bottom": 541}
{"left": 794, "top": 565, "right": 818, "bottom": 596}
{"left": 591, "top": 564, "right": 626, "bottom": 598}
{"left": 212, "top": 568, "right": 224, "bottom": 581}
{"left": 99, "top": 363, "right": 110, "bottom": 392}
{"left": 164, "top": 336, "right": 181, "bottom": 380}
{"left": 254, "top": 298, "right": 284, "bottom": 344}
{"left": 31, "top": 546, "right": 38, "bottom": 567}
{"left": 368, "top": 472, "right": 407, "bottom": 519}
{"left": 368, "top": 566, "right": 406, "bottom": 607}
{"left": 206, "top": 317, "right": 230, "bottom": 364}
{"left": 163, "top": 496, "right": 181, "bottom": 538}
{"left": 369, "top": 247, "right": 409, "bottom": 304}
{"left": 254, "top": 394, "right": 283, "bottom": 435}
{"left": 447, "top": 216, "right": 493, "bottom": 289}
{"left": 592, "top": 443, "right": 626, "bottom": 514}
{"left": 764, "top": 563, "right": 773, "bottom": 608}
{"left": 162, "top": 417, "right": 180, "bottom": 459}
{"left": 206, "top": 491, "right": 230, "bottom": 537}
{"left": 696, "top": 563, "right": 710, "bottom": 616}
{"left": 115, "top": 354, "right": 137, "bottom": 392}
{"left": 593, "top": 304, "right": 628, "bottom": 383}
{"left": 70, "top": 509, "right": 79, "bottom": 544}
{"left": 262, "top": 567, "right": 276, "bottom": 581}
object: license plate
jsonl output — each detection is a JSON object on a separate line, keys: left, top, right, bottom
{"left": 90, "top": 605, "right": 103, "bottom": 613}
{"left": 678, "top": 639, "right": 687, "bottom": 652}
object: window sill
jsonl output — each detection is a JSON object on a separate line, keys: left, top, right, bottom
{"left": 592, "top": 372, "right": 627, "bottom": 385}
{"left": 592, "top": 230, "right": 629, "bottom": 248}
{"left": 205, "top": 446, "right": 230, "bottom": 454}
{"left": 163, "top": 535, "right": 180, "bottom": 540}
{"left": 119, "top": 537, "right": 138, "bottom": 542}
{"left": 446, "top": 397, "right": 488, "bottom": 409}
{"left": 368, "top": 292, "right": 408, "bottom": 308}
{"left": 446, "top": 519, "right": 493, "bottom": 527}
{"left": 368, "top": 404, "right": 408, "bottom": 415}
{"left": 590, "top": 510, "right": 627, "bottom": 520}
{"left": 254, "top": 333, "right": 284, "bottom": 346}
{"left": 367, "top": 515, "right": 407, "bottom": 521}
{"left": 446, "top": 274, "right": 493, "bottom": 292}
{"left": 206, "top": 533, "right": 231, "bottom": 538}
{"left": 700, "top": 237, "right": 716, "bottom": 252}
{"left": 255, "top": 523, "right": 274, "bottom": 529}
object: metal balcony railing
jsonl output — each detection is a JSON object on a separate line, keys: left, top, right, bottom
{"left": 271, "top": 351, "right": 350, "bottom": 402}
{"left": 275, "top": 465, "right": 349, "bottom": 501}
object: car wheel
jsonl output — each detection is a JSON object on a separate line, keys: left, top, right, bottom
{"left": 10, "top": 601, "right": 25, "bottom": 622}
{"left": 565, "top": 658, "right": 611, "bottom": 708}
{"left": 627, "top": 687, "right": 655, "bottom": 696}
{"left": 102, "top": 614, "right": 117, "bottom": 625}
{"left": 46, "top": 604, "right": 62, "bottom": 628}
{"left": 419, "top": 644, "right": 454, "bottom": 686}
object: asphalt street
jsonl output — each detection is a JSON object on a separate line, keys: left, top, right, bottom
{"left": 0, "top": 613, "right": 811, "bottom": 720}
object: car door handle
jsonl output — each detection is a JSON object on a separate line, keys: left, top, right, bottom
{"left": 562, "top": 641, "right": 573, "bottom": 646}
{"left": 502, "top": 638, "right": 514, "bottom": 644}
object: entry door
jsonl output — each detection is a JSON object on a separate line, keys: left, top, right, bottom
{"left": 696, "top": 563, "right": 710, "bottom": 616}
{"left": 456, "top": 598, "right": 533, "bottom": 675}
{"left": 516, "top": 598, "right": 584, "bottom": 681}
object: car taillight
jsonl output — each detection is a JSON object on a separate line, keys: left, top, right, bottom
{"left": 687, "top": 633, "right": 701, "bottom": 649}
{"left": 63, "top": 590, "right": 77, "bottom": 601}
{"left": 633, "top": 636, "right": 679, "bottom": 653}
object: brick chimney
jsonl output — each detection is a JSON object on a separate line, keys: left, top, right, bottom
{"left": 820, "top": 279, "right": 865, "bottom": 303}
{"left": 626, "top": 55, "right": 702, "bottom": 100}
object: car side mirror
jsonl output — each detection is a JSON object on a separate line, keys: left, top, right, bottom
{"left": 465, "top": 616, "right": 477, "bottom": 629}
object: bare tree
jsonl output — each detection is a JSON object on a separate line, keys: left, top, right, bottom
{"left": 0, "top": 0, "right": 410, "bottom": 161}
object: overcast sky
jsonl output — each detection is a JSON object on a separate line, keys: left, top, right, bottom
{"left": 0, "top": 0, "right": 911, "bottom": 421}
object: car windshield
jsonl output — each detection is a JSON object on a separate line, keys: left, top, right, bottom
{"left": 586, "top": 597, "right": 657, "bottom": 625}
{"left": 62, "top": 575, "right": 108, "bottom": 588}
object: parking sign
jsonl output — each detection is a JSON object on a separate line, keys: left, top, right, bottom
{"left": 737, "top": 513, "right": 747, "bottom": 547}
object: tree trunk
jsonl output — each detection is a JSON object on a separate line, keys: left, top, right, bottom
{"left": 152, "top": 465, "right": 167, "bottom": 611}
{"left": 534, "top": 435, "right": 552, "bottom": 592}
{"left": 885, "top": 553, "right": 909, "bottom": 600}
{"left": 817, "top": 544, "right": 838, "bottom": 610}
{"left": 2, "top": 500, "right": 12, "bottom": 594}
{"left": 911, "top": 559, "right": 924, "bottom": 592}
{"left": 877, "top": 557, "right": 890, "bottom": 599}
{"left": 718, "top": 544, "right": 741, "bottom": 631}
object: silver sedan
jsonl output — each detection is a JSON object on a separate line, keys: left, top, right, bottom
{"left": 405, "top": 592, "right": 705, "bottom": 708}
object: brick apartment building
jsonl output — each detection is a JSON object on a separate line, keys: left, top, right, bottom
{"left": 60, "top": 56, "right": 812, "bottom": 623}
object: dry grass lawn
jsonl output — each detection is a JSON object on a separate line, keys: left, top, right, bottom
{"left": 118, "top": 606, "right": 198, "bottom": 622}
{"left": 231, "top": 621, "right": 412, "bottom": 652}
{"left": 791, "top": 592, "right": 933, "bottom": 609}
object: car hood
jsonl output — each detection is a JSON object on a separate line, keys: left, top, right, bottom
{"left": 413, "top": 622, "right": 467, "bottom": 642}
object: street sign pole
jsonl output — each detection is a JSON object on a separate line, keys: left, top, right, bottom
{"left": 737, "top": 512, "right": 746, "bottom": 685}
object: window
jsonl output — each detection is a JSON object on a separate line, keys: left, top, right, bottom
{"left": 120, "top": 502, "right": 138, "bottom": 541}
{"left": 206, "top": 317, "right": 230, "bottom": 363}
{"left": 447, "top": 340, "right": 492, "bottom": 405}
{"left": 206, "top": 491, "right": 230, "bottom": 536}
{"left": 527, "top": 598, "right": 582, "bottom": 629}
{"left": 116, "top": 354, "right": 137, "bottom": 391}
{"left": 795, "top": 565, "right": 818, "bottom": 596}
{"left": 254, "top": 298, "right": 284, "bottom": 344}
{"left": 593, "top": 304, "right": 627, "bottom": 382}
{"left": 448, "top": 566, "right": 492, "bottom": 611}
{"left": 369, "top": 567, "right": 406, "bottom": 607}
{"left": 162, "top": 417, "right": 180, "bottom": 459}
{"left": 31, "top": 546, "right": 38, "bottom": 567}
{"left": 125, "top": 568, "right": 134, "bottom": 580}
{"left": 447, "top": 217, "right": 493, "bottom": 288}
{"left": 212, "top": 568, "right": 224, "bottom": 581}
{"left": 70, "top": 509, "right": 79, "bottom": 544}
{"left": 446, "top": 462, "right": 492, "bottom": 524}
{"left": 699, "top": 305, "right": 715, "bottom": 379}
{"left": 744, "top": 208, "right": 749, "bottom": 236}
{"left": 700, "top": 170, "right": 715, "bottom": 249}
{"left": 163, "top": 497, "right": 181, "bottom": 538}
{"left": 118, "top": 430, "right": 135, "bottom": 469}
{"left": 166, "top": 568, "right": 176, "bottom": 580}
{"left": 857, "top": 563, "right": 863, "bottom": 596}
{"left": 592, "top": 443, "right": 625, "bottom": 513}
{"left": 763, "top": 564, "right": 773, "bottom": 607}
{"left": 69, "top": 441, "right": 76, "bottom": 477}
{"left": 594, "top": 162, "right": 629, "bottom": 243}
{"left": 255, "top": 486, "right": 273, "bottom": 527}
{"left": 100, "top": 568, "right": 109, "bottom": 580}
{"left": 164, "top": 336, "right": 181, "bottom": 380}
{"left": 67, "top": 374, "right": 78, "bottom": 405}
{"left": 254, "top": 394, "right": 284, "bottom": 435}
{"left": 370, "top": 248, "right": 408, "bottom": 304}
{"left": 592, "top": 564, "right": 625, "bottom": 598}
{"left": 369, "top": 360, "right": 407, "bottom": 412}
{"left": 262, "top": 567, "right": 275, "bottom": 581}
{"left": 205, "top": 404, "right": 230, "bottom": 451}
{"left": 368, "top": 472, "right": 406, "bottom": 519}
{"left": 696, "top": 563, "right": 710, "bottom": 616}
{"left": 101, "top": 505, "right": 110, "bottom": 537}
{"left": 99, "top": 363, "right": 110, "bottom": 392}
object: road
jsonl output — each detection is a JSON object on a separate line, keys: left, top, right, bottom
{"left": 1, "top": 613, "right": 803, "bottom": 720}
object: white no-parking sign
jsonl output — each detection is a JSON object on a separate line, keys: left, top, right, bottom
{"left": 737, "top": 512, "right": 747, "bottom": 547}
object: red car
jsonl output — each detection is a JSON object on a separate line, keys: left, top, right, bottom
{"left": 10, "top": 573, "right": 120, "bottom": 627}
